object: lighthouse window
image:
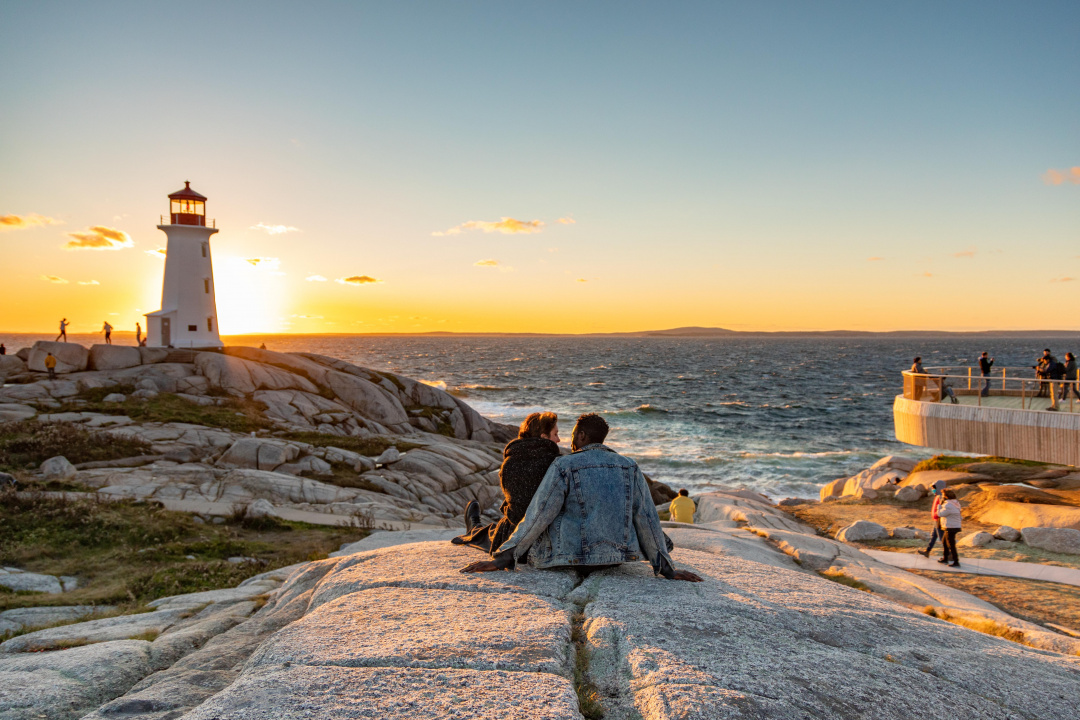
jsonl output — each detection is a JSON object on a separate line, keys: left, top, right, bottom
{"left": 203, "top": 278, "right": 210, "bottom": 294}
{"left": 207, "top": 318, "right": 213, "bottom": 332}
{"left": 170, "top": 199, "right": 204, "bottom": 215}
{"left": 187, "top": 325, "right": 197, "bottom": 332}
{"left": 201, "top": 243, "right": 207, "bottom": 258}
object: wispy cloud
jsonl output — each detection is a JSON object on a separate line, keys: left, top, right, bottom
{"left": 64, "top": 226, "right": 133, "bottom": 250}
{"left": 245, "top": 257, "right": 280, "bottom": 269}
{"left": 305, "top": 274, "right": 328, "bottom": 282}
{"left": 250, "top": 223, "right": 301, "bottom": 235}
{"left": 336, "top": 275, "right": 380, "bottom": 285}
{"left": 41, "top": 275, "right": 68, "bottom": 284}
{"left": 576, "top": 278, "right": 588, "bottom": 283}
{"left": 145, "top": 248, "right": 167, "bottom": 259}
{"left": 866, "top": 256, "right": 884, "bottom": 262}
{"left": 556, "top": 217, "right": 576, "bottom": 225}
{"left": 1051, "top": 276, "right": 1075, "bottom": 283}
{"left": 77, "top": 279, "right": 100, "bottom": 286}
{"left": 474, "top": 259, "right": 499, "bottom": 267}
{"left": 433, "top": 217, "right": 545, "bottom": 236}
{"left": 1043, "top": 167, "right": 1080, "bottom": 185}
{"left": 952, "top": 246, "right": 977, "bottom": 258}
{"left": 920, "top": 272, "right": 934, "bottom": 278}
{"left": 290, "top": 314, "right": 324, "bottom": 319}
{"left": 1, "top": 213, "right": 62, "bottom": 231}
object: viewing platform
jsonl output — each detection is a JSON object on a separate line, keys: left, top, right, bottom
{"left": 894, "top": 366, "right": 1080, "bottom": 466}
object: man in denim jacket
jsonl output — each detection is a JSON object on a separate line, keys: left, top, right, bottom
{"left": 461, "top": 414, "right": 702, "bottom": 582}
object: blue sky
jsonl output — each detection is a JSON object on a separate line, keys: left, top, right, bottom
{"left": 1, "top": 1, "right": 1077, "bottom": 333}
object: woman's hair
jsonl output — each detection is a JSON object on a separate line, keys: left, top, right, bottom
{"left": 943, "top": 489, "right": 957, "bottom": 499}
{"left": 519, "top": 412, "right": 558, "bottom": 439}
{"left": 1067, "top": 352, "right": 1075, "bottom": 360}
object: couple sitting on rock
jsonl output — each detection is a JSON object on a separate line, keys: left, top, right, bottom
{"left": 453, "top": 412, "right": 702, "bottom": 582}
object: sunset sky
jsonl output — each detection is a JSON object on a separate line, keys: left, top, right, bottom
{"left": 1, "top": 2, "right": 1077, "bottom": 335}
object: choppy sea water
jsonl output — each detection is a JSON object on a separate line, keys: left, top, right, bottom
{"left": 4, "top": 333, "right": 1076, "bottom": 499}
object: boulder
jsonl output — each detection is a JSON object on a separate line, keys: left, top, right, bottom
{"left": 992, "top": 525, "right": 1021, "bottom": 542}
{"left": 246, "top": 499, "right": 279, "bottom": 519}
{"left": 853, "top": 486, "right": 878, "bottom": 500}
{"left": 890, "top": 527, "right": 921, "bottom": 539}
{"left": 40, "top": 455, "right": 76, "bottom": 480}
{"left": 644, "top": 475, "right": 677, "bottom": 504}
{"left": 87, "top": 344, "right": 141, "bottom": 371}
{"left": 14, "top": 347, "right": 31, "bottom": 361}
{"left": 27, "top": 341, "right": 89, "bottom": 374}
{"left": 195, "top": 353, "right": 318, "bottom": 396}
{"left": 973, "top": 499, "right": 1080, "bottom": 530}
{"left": 1021, "top": 527, "right": 1080, "bottom": 555}
{"left": 819, "top": 477, "right": 845, "bottom": 500}
{"left": 0, "top": 355, "right": 26, "bottom": 380}
{"left": 102, "top": 393, "right": 126, "bottom": 403}
{"left": 130, "top": 388, "right": 158, "bottom": 399}
{"left": 951, "top": 462, "right": 1044, "bottom": 483}
{"left": 217, "top": 438, "right": 298, "bottom": 471}
{"left": 894, "top": 484, "right": 926, "bottom": 503}
{"left": 835, "top": 520, "right": 888, "bottom": 543}
{"left": 870, "top": 455, "right": 918, "bottom": 473}
{"left": 0, "top": 472, "right": 17, "bottom": 488}
{"left": 0, "top": 568, "right": 64, "bottom": 594}
{"left": 176, "top": 375, "right": 210, "bottom": 394}
{"left": 277, "top": 456, "right": 333, "bottom": 477}
{"left": 375, "top": 447, "right": 401, "bottom": 465}
{"left": 958, "top": 532, "right": 995, "bottom": 548}
{"left": 137, "top": 346, "right": 169, "bottom": 364}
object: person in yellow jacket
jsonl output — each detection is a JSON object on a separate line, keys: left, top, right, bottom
{"left": 669, "top": 489, "right": 696, "bottom": 524}
{"left": 44, "top": 352, "right": 58, "bottom": 380}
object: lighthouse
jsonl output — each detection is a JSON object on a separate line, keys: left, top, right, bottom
{"left": 144, "top": 182, "right": 223, "bottom": 349}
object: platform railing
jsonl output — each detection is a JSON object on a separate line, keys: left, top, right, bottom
{"left": 902, "top": 366, "right": 1079, "bottom": 413}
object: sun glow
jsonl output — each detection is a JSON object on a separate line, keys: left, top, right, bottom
{"left": 212, "top": 256, "right": 289, "bottom": 334}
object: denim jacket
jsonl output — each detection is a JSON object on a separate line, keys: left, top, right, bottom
{"left": 495, "top": 444, "right": 675, "bottom": 576}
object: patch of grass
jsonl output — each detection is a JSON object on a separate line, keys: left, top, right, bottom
{"left": 921, "top": 606, "right": 1031, "bottom": 647}
{"left": 911, "top": 455, "right": 1046, "bottom": 473}
{"left": 0, "top": 492, "right": 363, "bottom": 612}
{"left": 570, "top": 610, "right": 605, "bottom": 720}
{"left": 53, "top": 392, "right": 272, "bottom": 433}
{"left": 34, "top": 637, "right": 92, "bottom": 652}
{"left": 276, "top": 431, "right": 422, "bottom": 456}
{"left": 320, "top": 462, "right": 388, "bottom": 494}
{"left": 129, "top": 629, "right": 160, "bottom": 642}
{"left": 0, "top": 420, "right": 153, "bottom": 472}
{"left": 818, "top": 570, "right": 871, "bottom": 592}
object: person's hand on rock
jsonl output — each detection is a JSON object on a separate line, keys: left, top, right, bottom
{"left": 666, "top": 570, "right": 704, "bottom": 582}
{"left": 460, "top": 560, "right": 503, "bottom": 573}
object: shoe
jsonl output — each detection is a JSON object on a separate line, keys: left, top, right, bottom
{"left": 463, "top": 500, "right": 481, "bottom": 534}
{"left": 937, "top": 558, "right": 948, "bottom": 564}
{"left": 917, "top": 549, "right": 930, "bottom": 558}
{"left": 949, "top": 562, "right": 960, "bottom": 568}
{"left": 951, "top": 397, "right": 958, "bottom": 404}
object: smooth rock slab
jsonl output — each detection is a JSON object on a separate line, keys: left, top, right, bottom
{"left": 182, "top": 665, "right": 583, "bottom": 720}
{"left": 0, "top": 605, "right": 113, "bottom": 635}
{"left": 0, "top": 608, "right": 188, "bottom": 653}
{"left": 0, "top": 568, "right": 63, "bottom": 594}
{"left": 330, "top": 529, "right": 461, "bottom": 556}
{"left": 40, "top": 454, "right": 77, "bottom": 480}
{"left": 0, "top": 639, "right": 155, "bottom": 720}
{"left": 249, "top": 587, "right": 571, "bottom": 675}
{"left": 583, "top": 549, "right": 1080, "bottom": 720}
{"left": 306, "top": 542, "right": 577, "bottom": 611}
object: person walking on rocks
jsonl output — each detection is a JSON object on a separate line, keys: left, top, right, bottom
{"left": 461, "top": 413, "right": 702, "bottom": 582}
{"left": 453, "top": 411, "right": 561, "bottom": 554}
{"left": 102, "top": 321, "right": 113, "bottom": 344}
{"left": 136, "top": 322, "right": 142, "bottom": 346}
{"left": 44, "top": 352, "right": 57, "bottom": 380}
{"left": 669, "top": 489, "right": 696, "bottom": 524}
{"left": 938, "top": 489, "right": 962, "bottom": 568}
{"left": 56, "top": 318, "right": 69, "bottom": 342}
{"left": 979, "top": 352, "right": 994, "bottom": 397}
{"left": 917, "top": 480, "right": 948, "bottom": 559}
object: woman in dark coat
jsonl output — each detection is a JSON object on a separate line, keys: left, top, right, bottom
{"left": 452, "top": 412, "right": 560, "bottom": 554}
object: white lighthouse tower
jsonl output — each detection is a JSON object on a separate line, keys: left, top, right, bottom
{"left": 145, "top": 182, "right": 223, "bottom": 348}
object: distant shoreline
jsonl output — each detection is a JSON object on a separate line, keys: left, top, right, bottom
{"left": 3, "top": 327, "right": 1080, "bottom": 340}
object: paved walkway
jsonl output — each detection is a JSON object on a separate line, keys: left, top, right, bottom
{"left": 864, "top": 549, "right": 1080, "bottom": 589}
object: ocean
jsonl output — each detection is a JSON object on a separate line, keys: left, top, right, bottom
{"left": 4, "top": 333, "right": 1076, "bottom": 499}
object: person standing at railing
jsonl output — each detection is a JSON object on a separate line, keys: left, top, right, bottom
{"left": 910, "top": 357, "right": 926, "bottom": 401}
{"left": 1060, "top": 352, "right": 1079, "bottom": 403}
{"left": 979, "top": 352, "right": 994, "bottom": 397}
{"left": 1033, "top": 349, "right": 1056, "bottom": 398}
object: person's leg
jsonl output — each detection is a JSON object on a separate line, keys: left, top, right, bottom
{"left": 948, "top": 529, "right": 960, "bottom": 565}
{"left": 939, "top": 528, "right": 952, "bottom": 563}
{"left": 47, "top": 367, "right": 55, "bottom": 380}
{"left": 450, "top": 500, "right": 494, "bottom": 552}
{"left": 919, "top": 525, "right": 939, "bottom": 556}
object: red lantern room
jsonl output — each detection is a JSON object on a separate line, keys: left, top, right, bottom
{"left": 168, "top": 181, "right": 208, "bottom": 226}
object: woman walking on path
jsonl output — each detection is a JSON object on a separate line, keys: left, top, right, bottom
{"left": 917, "top": 480, "right": 947, "bottom": 558}
{"left": 938, "top": 489, "right": 962, "bottom": 568}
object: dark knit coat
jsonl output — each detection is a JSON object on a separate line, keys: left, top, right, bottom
{"left": 487, "top": 437, "right": 561, "bottom": 553}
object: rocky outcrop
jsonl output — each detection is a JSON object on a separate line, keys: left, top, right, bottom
{"left": 1021, "top": 526, "right": 1080, "bottom": 555}
{"left": 14, "top": 513, "right": 1079, "bottom": 720}
{"left": 88, "top": 344, "right": 142, "bottom": 371}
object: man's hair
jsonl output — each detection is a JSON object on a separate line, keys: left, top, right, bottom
{"left": 913, "top": 356, "right": 921, "bottom": 363}
{"left": 519, "top": 412, "right": 558, "bottom": 439}
{"left": 573, "top": 413, "right": 609, "bottom": 445}
{"left": 1045, "top": 348, "right": 1052, "bottom": 353}
{"left": 981, "top": 351, "right": 988, "bottom": 356}
{"left": 678, "top": 488, "right": 689, "bottom": 497}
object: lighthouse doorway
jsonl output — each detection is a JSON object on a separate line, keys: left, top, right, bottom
{"left": 161, "top": 318, "right": 171, "bottom": 347}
